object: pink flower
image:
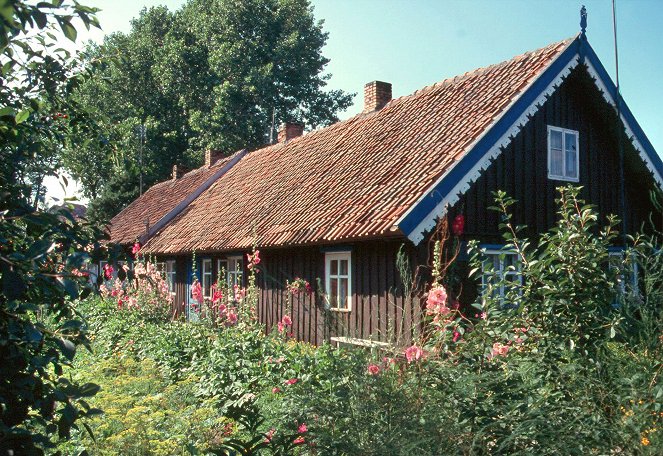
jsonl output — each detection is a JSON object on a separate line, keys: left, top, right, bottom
{"left": 277, "top": 322, "right": 285, "bottom": 332}
{"left": 367, "top": 364, "right": 380, "bottom": 375}
{"left": 191, "top": 280, "right": 203, "bottom": 304}
{"left": 298, "top": 423, "right": 308, "bottom": 433}
{"left": 131, "top": 242, "right": 141, "bottom": 255}
{"left": 404, "top": 345, "right": 424, "bottom": 363}
{"left": 452, "top": 214, "right": 465, "bottom": 236}
{"left": 272, "top": 387, "right": 281, "bottom": 394}
{"left": 226, "top": 311, "right": 238, "bottom": 325}
{"left": 491, "top": 342, "right": 509, "bottom": 358}
{"left": 452, "top": 331, "right": 461, "bottom": 342}
{"left": 103, "top": 264, "right": 114, "bottom": 280}
{"left": 285, "top": 378, "right": 299, "bottom": 385}
{"left": 211, "top": 284, "right": 223, "bottom": 304}
{"left": 426, "top": 285, "right": 449, "bottom": 316}
{"left": 281, "top": 315, "right": 292, "bottom": 326}
{"left": 293, "top": 436, "right": 305, "bottom": 445}
{"left": 264, "top": 428, "right": 276, "bottom": 443}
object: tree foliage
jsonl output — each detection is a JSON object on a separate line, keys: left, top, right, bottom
{"left": 63, "top": 0, "right": 354, "bottom": 225}
{"left": 0, "top": 1, "right": 104, "bottom": 453}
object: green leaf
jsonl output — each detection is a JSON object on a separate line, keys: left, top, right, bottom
{"left": 56, "top": 338, "right": 77, "bottom": 360}
{"left": 0, "top": 106, "right": 16, "bottom": 118}
{"left": 78, "top": 382, "right": 100, "bottom": 397}
{"left": 60, "top": 20, "right": 77, "bottom": 41}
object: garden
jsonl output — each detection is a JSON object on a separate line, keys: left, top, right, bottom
{"left": 52, "top": 189, "right": 663, "bottom": 455}
{"left": 1, "top": 1, "right": 661, "bottom": 454}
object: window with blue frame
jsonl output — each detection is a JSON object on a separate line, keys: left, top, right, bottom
{"left": 608, "top": 248, "right": 639, "bottom": 304}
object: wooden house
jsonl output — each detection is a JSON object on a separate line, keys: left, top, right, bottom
{"left": 109, "top": 32, "right": 663, "bottom": 345}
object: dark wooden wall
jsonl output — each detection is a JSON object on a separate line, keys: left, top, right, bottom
{"left": 446, "top": 66, "right": 660, "bottom": 244}
{"left": 256, "top": 240, "right": 424, "bottom": 345}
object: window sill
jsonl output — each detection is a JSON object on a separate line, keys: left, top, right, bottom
{"left": 330, "top": 307, "right": 351, "bottom": 313}
{"left": 547, "top": 174, "right": 579, "bottom": 183}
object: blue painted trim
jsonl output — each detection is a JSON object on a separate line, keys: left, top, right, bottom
{"left": 580, "top": 39, "right": 663, "bottom": 180}
{"left": 399, "top": 36, "right": 662, "bottom": 241}
{"left": 398, "top": 40, "right": 580, "bottom": 238}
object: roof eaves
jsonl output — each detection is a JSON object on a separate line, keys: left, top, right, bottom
{"left": 396, "top": 36, "right": 581, "bottom": 244}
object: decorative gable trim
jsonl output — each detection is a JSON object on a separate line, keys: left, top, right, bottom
{"left": 138, "top": 149, "right": 247, "bottom": 244}
{"left": 397, "top": 36, "right": 663, "bottom": 245}
{"left": 579, "top": 38, "right": 663, "bottom": 189}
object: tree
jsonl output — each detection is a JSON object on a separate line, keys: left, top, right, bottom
{"left": 62, "top": 0, "right": 354, "bottom": 225}
{"left": 0, "top": 1, "right": 105, "bottom": 453}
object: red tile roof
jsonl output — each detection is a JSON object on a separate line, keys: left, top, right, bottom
{"left": 141, "top": 38, "right": 573, "bottom": 254}
{"left": 108, "top": 158, "right": 231, "bottom": 245}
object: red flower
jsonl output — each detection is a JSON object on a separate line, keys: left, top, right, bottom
{"left": 272, "top": 387, "right": 281, "bottom": 394}
{"left": 452, "top": 214, "right": 465, "bottom": 236}
{"left": 264, "top": 428, "right": 276, "bottom": 443}
{"left": 103, "top": 263, "right": 114, "bottom": 280}
{"left": 367, "top": 364, "right": 380, "bottom": 375}
{"left": 131, "top": 242, "right": 141, "bottom": 255}
{"left": 404, "top": 345, "right": 424, "bottom": 363}
{"left": 293, "top": 436, "right": 305, "bottom": 445}
{"left": 298, "top": 422, "right": 308, "bottom": 433}
{"left": 281, "top": 315, "right": 292, "bottom": 326}
{"left": 285, "top": 378, "right": 299, "bottom": 385}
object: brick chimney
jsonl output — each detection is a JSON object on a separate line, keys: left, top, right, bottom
{"left": 172, "top": 164, "right": 190, "bottom": 180}
{"left": 205, "top": 149, "right": 224, "bottom": 167}
{"left": 363, "top": 81, "right": 392, "bottom": 112}
{"left": 277, "top": 122, "right": 304, "bottom": 143}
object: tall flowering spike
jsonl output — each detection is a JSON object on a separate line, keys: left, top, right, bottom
{"left": 103, "top": 263, "right": 114, "bottom": 280}
{"left": 131, "top": 242, "right": 141, "bottom": 255}
{"left": 426, "top": 285, "right": 449, "bottom": 315}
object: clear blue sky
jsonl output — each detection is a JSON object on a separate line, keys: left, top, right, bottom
{"left": 48, "top": 0, "right": 663, "bottom": 202}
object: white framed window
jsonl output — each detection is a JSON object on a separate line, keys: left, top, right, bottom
{"left": 227, "top": 256, "right": 243, "bottom": 288}
{"left": 166, "top": 260, "right": 176, "bottom": 294}
{"left": 155, "top": 262, "right": 166, "bottom": 274}
{"left": 217, "top": 259, "right": 228, "bottom": 286}
{"left": 202, "top": 258, "right": 213, "bottom": 298}
{"left": 481, "top": 248, "right": 522, "bottom": 301}
{"left": 325, "top": 252, "right": 352, "bottom": 311}
{"left": 548, "top": 125, "right": 579, "bottom": 182}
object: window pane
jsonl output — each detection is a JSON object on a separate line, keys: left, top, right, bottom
{"left": 339, "top": 259, "right": 348, "bottom": 276}
{"left": 565, "top": 148, "right": 577, "bottom": 177}
{"left": 550, "top": 148, "right": 563, "bottom": 176}
{"left": 550, "top": 129, "right": 562, "bottom": 149}
{"left": 330, "top": 259, "right": 338, "bottom": 275}
{"left": 565, "top": 132, "right": 576, "bottom": 152}
{"left": 330, "top": 278, "right": 338, "bottom": 307}
{"left": 339, "top": 278, "right": 348, "bottom": 309}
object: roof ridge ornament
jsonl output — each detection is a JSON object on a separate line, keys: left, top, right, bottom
{"left": 580, "top": 5, "right": 587, "bottom": 35}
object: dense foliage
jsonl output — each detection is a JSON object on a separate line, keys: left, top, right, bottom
{"left": 62, "top": 0, "right": 354, "bottom": 225}
{"left": 59, "top": 188, "right": 662, "bottom": 455}
{"left": 0, "top": 1, "right": 105, "bottom": 453}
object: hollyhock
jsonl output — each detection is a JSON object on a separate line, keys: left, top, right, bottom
{"left": 211, "top": 284, "right": 223, "bottom": 304}
{"left": 272, "top": 387, "right": 281, "bottom": 394}
{"left": 405, "top": 345, "right": 424, "bottom": 363}
{"left": 452, "top": 214, "right": 465, "bottom": 236}
{"left": 293, "top": 436, "right": 305, "bottom": 445}
{"left": 491, "top": 342, "right": 509, "bottom": 357}
{"left": 264, "top": 428, "right": 276, "bottom": 443}
{"left": 452, "top": 331, "right": 461, "bottom": 342}
{"left": 367, "top": 364, "right": 380, "bottom": 375}
{"left": 298, "top": 423, "right": 308, "bottom": 433}
{"left": 131, "top": 242, "right": 141, "bottom": 255}
{"left": 426, "top": 285, "right": 449, "bottom": 315}
{"left": 285, "top": 378, "right": 299, "bottom": 385}
{"left": 226, "top": 311, "right": 238, "bottom": 325}
{"left": 103, "top": 263, "right": 114, "bottom": 280}
{"left": 191, "top": 280, "right": 203, "bottom": 304}
{"left": 277, "top": 322, "right": 285, "bottom": 332}
{"left": 282, "top": 315, "right": 292, "bottom": 326}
